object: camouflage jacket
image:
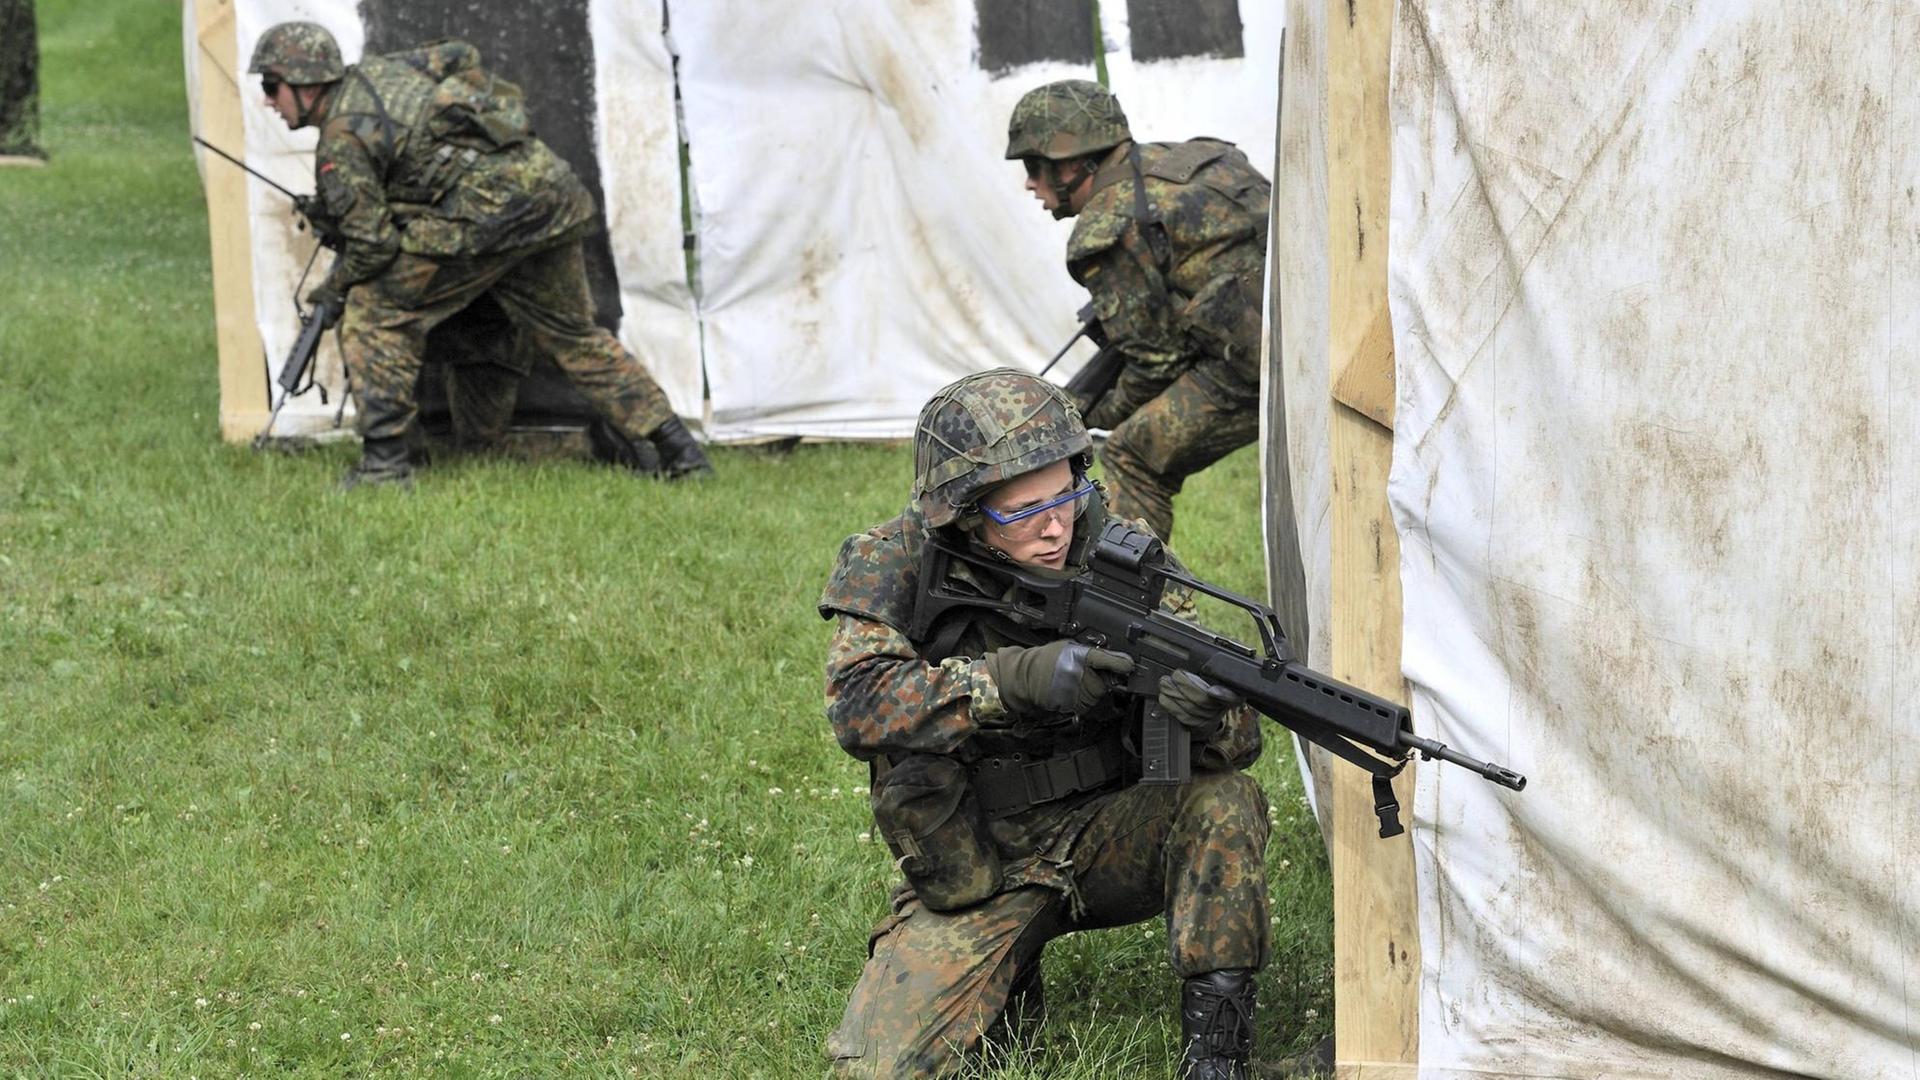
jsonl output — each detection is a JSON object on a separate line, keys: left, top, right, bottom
{"left": 818, "top": 495, "right": 1262, "bottom": 861}
{"left": 310, "top": 40, "right": 597, "bottom": 292}
{"left": 1069, "top": 139, "right": 1270, "bottom": 418}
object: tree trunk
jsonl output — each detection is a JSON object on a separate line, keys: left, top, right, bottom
{"left": 0, "top": 0, "right": 45, "bottom": 160}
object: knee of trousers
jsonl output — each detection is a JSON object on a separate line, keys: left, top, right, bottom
{"left": 1102, "top": 422, "right": 1177, "bottom": 491}
{"left": 1179, "top": 771, "right": 1272, "bottom": 847}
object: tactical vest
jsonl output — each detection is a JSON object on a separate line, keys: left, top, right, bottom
{"left": 1068, "top": 139, "right": 1272, "bottom": 374}
{"left": 322, "top": 43, "right": 592, "bottom": 257}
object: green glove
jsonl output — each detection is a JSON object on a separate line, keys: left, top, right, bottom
{"left": 1156, "top": 670, "right": 1242, "bottom": 742}
{"left": 986, "top": 640, "right": 1134, "bottom": 717}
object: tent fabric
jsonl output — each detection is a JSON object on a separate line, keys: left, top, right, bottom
{"left": 1268, "top": 2, "right": 1337, "bottom": 835}
{"left": 1388, "top": 1, "right": 1920, "bottom": 1074}
{"left": 190, "top": 0, "right": 1280, "bottom": 441}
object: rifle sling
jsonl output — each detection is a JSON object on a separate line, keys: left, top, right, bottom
{"left": 1293, "top": 723, "right": 1408, "bottom": 839}
{"left": 969, "top": 737, "right": 1130, "bottom": 820}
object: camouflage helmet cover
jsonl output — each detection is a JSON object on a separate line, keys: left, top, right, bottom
{"left": 912, "top": 369, "right": 1093, "bottom": 528}
{"left": 248, "top": 22, "right": 345, "bottom": 86}
{"left": 1005, "top": 79, "right": 1131, "bottom": 161}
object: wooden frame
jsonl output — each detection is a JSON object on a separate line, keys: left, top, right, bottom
{"left": 188, "top": 0, "right": 269, "bottom": 442}
{"left": 1327, "top": 0, "right": 1421, "bottom": 1073}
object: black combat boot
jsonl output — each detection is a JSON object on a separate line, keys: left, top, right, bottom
{"left": 587, "top": 418, "right": 665, "bottom": 477}
{"left": 1179, "top": 968, "right": 1255, "bottom": 1080}
{"left": 649, "top": 416, "right": 714, "bottom": 480}
{"left": 339, "top": 435, "right": 414, "bottom": 491}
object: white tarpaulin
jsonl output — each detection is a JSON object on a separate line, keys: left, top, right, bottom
{"left": 1388, "top": 1, "right": 1920, "bottom": 1073}
{"left": 190, "top": 0, "right": 1280, "bottom": 441}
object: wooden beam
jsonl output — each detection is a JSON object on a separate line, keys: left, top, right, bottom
{"left": 1326, "top": 0, "right": 1421, "bottom": 1071}
{"left": 190, "top": 0, "right": 269, "bottom": 442}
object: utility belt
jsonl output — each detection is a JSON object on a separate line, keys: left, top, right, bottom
{"left": 968, "top": 736, "right": 1132, "bottom": 820}
{"left": 870, "top": 735, "right": 1132, "bottom": 912}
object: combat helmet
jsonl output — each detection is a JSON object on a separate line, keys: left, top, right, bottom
{"left": 1005, "top": 79, "right": 1131, "bottom": 161}
{"left": 913, "top": 369, "right": 1092, "bottom": 528}
{"left": 248, "top": 21, "right": 345, "bottom": 86}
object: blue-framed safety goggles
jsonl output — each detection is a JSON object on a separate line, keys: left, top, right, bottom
{"left": 980, "top": 478, "right": 1096, "bottom": 534}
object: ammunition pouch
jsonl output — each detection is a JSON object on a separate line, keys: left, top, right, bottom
{"left": 969, "top": 737, "right": 1130, "bottom": 820}
{"left": 871, "top": 754, "right": 1001, "bottom": 912}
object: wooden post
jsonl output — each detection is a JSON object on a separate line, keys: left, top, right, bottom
{"left": 189, "top": 0, "right": 269, "bottom": 442}
{"left": 1327, "top": 0, "right": 1420, "bottom": 1074}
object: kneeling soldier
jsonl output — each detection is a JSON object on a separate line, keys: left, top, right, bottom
{"left": 819, "top": 369, "right": 1271, "bottom": 1079}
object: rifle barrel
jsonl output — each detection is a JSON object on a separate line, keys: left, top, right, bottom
{"left": 1037, "top": 322, "right": 1091, "bottom": 378}
{"left": 1400, "top": 732, "right": 1527, "bottom": 791}
{"left": 192, "top": 135, "right": 301, "bottom": 202}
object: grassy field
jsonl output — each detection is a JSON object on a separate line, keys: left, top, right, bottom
{"left": 0, "top": 3, "right": 1332, "bottom": 1076}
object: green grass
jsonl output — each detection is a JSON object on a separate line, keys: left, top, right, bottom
{"left": 0, "top": 2, "right": 1332, "bottom": 1075}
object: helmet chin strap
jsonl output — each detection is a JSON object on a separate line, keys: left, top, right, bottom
{"left": 1042, "top": 158, "right": 1091, "bottom": 220}
{"left": 290, "top": 82, "right": 325, "bottom": 129}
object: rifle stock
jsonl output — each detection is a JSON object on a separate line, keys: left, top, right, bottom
{"left": 911, "top": 519, "right": 1525, "bottom": 838}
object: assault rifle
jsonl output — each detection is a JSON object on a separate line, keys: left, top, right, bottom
{"left": 254, "top": 296, "right": 344, "bottom": 448}
{"left": 1037, "top": 304, "right": 1124, "bottom": 419}
{"left": 910, "top": 519, "right": 1525, "bottom": 838}
{"left": 192, "top": 136, "right": 345, "bottom": 445}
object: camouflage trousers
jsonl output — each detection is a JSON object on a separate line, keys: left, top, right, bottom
{"left": 339, "top": 241, "right": 675, "bottom": 444}
{"left": 1101, "top": 359, "right": 1260, "bottom": 543}
{"left": 826, "top": 770, "right": 1271, "bottom": 1079}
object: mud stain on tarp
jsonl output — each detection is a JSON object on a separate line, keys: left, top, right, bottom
{"left": 792, "top": 240, "right": 837, "bottom": 353}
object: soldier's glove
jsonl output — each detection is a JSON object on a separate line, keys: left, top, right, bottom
{"left": 1075, "top": 301, "right": 1109, "bottom": 348}
{"left": 1157, "top": 670, "right": 1243, "bottom": 743}
{"left": 292, "top": 194, "right": 345, "bottom": 250}
{"left": 985, "top": 640, "right": 1134, "bottom": 718}
{"left": 306, "top": 284, "right": 346, "bottom": 329}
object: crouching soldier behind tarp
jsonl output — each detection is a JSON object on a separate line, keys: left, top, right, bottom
{"left": 818, "top": 369, "right": 1271, "bottom": 1079}
{"left": 1007, "top": 80, "right": 1270, "bottom": 542}
{"left": 247, "top": 21, "right": 711, "bottom": 488}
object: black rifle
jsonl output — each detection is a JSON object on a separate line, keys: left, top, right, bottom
{"left": 910, "top": 519, "right": 1525, "bottom": 839}
{"left": 192, "top": 135, "right": 343, "bottom": 250}
{"left": 253, "top": 296, "right": 344, "bottom": 449}
{"left": 1038, "top": 304, "right": 1126, "bottom": 419}
{"left": 193, "top": 136, "right": 346, "bottom": 444}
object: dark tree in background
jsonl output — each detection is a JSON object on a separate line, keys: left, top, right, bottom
{"left": 0, "top": 0, "right": 45, "bottom": 159}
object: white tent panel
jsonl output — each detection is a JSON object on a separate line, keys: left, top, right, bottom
{"left": 1390, "top": 1, "right": 1920, "bottom": 1073}
{"left": 669, "top": 0, "right": 1089, "bottom": 442}
{"left": 589, "top": 0, "right": 704, "bottom": 421}
{"left": 1102, "top": 0, "right": 1282, "bottom": 181}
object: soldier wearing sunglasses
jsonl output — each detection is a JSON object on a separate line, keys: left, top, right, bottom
{"left": 245, "top": 21, "right": 710, "bottom": 487}
{"left": 1005, "top": 80, "right": 1270, "bottom": 543}
{"left": 818, "top": 370, "right": 1271, "bottom": 1079}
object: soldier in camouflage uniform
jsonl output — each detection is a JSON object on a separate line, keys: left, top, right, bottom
{"left": 1007, "top": 80, "right": 1270, "bottom": 542}
{"left": 819, "top": 369, "right": 1271, "bottom": 1080}
{"left": 248, "top": 21, "right": 709, "bottom": 487}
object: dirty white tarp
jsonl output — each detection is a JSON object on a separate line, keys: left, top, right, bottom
{"left": 189, "top": 0, "right": 1280, "bottom": 441}
{"left": 1390, "top": 1, "right": 1920, "bottom": 1074}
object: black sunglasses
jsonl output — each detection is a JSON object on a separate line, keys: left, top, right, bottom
{"left": 262, "top": 76, "right": 284, "bottom": 97}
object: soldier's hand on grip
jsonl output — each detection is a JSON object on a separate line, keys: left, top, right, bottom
{"left": 986, "top": 639, "right": 1134, "bottom": 717}
{"left": 1156, "top": 670, "right": 1242, "bottom": 742}
{"left": 305, "top": 284, "right": 346, "bottom": 328}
